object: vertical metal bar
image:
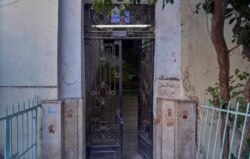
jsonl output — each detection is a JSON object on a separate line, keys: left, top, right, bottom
{"left": 35, "top": 103, "right": 38, "bottom": 159}
{"left": 228, "top": 102, "right": 240, "bottom": 159}
{"left": 206, "top": 108, "right": 215, "bottom": 159}
{"left": 17, "top": 103, "right": 20, "bottom": 155}
{"left": 237, "top": 103, "right": 250, "bottom": 159}
{"left": 10, "top": 105, "right": 14, "bottom": 157}
{"left": 219, "top": 102, "right": 231, "bottom": 159}
{"left": 202, "top": 108, "right": 209, "bottom": 157}
{"left": 26, "top": 101, "right": 29, "bottom": 158}
{"left": 118, "top": 40, "right": 123, "bottom": 159}
{"left": 23, "top": 101, "right": 28, "bottom": 159}
{"left": 5, "top": 106, "right": 10, "bottom": 159}
{"left": 31, "top": 100, "right": 34, "bottom": 159}
{"left": 22, "top": 103, "right": 24, "bottom": 157}
{"left": 212, "top": 106, "right": 222, "bottom": 159}
{"left": 197, "top": 106, "right": 204, "bottom": 159}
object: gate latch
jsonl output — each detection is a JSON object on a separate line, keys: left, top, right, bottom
{"left": 116, "top": 109, "right": 123, "bottom": 125}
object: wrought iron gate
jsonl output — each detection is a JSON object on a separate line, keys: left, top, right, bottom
{"left": 85, "top": 40, "right": 123, "bottom": 159}
{"left": 138, "top": 40, "right": 154, "bottom": 159}
{"left": 84, "top": 5, "right": 155, "bottom": 159}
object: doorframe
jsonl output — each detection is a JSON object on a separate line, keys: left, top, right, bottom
{"left": 82, "top": 3, "right": 156, "bottom": 159}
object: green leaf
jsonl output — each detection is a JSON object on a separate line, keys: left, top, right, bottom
{"left": 247, "top": 139, "right": 250, "bottom": 147}
{"left": 196, "top": 2, "right": 201, "bottom": 11}
{"left": 235, "top": 69, "right": 239, "bottom": 75}
{"left": 232, "top": 20, "right": 241, "bottom": 35}
{"left": 232, "top": 38, "right": 236, "bottom": 43}
{"left": 230, "top": 153, "right": 236, "bottom": 159}
{"left": 225, "top": 8, "right": 233, "bottom": 17}
{"left": 162, "top": 0, "right": 165, "bottom": 9}
{"left": 229, "top": 18, "right": 236, "bottom": 24}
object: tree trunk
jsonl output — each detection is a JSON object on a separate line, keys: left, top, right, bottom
{"left": 211, "top": 0, "right": 230, "bottom": 158}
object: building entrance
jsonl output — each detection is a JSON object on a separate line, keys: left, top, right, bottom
{"left": 84, "top": 5, "right": 154, "bottom": 159}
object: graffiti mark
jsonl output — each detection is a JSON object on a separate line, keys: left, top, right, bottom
{"left": 166, "top": 108, "right": 174, "bottom": 127}
{"left": 62, "top": 63, "right": 77, "bottom": 85}
{"left": 158, "top": 80, "right": 180, "bottom": 98}
{"left": 181, "top": 111, "right": 189, "bottom": 119}
{"left": 66, "top": 109, "right": 74, "bottom": 118}
{"left": 48, "top": 124, "right": 56, "bottom": 134}
{"left": 167, "top": 108, "right": 173, "bottom": 117}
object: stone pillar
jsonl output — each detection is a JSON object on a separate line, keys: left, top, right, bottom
{"left": 63, "top": 99, "right": 85, "bottom": 159}
{"left": 155, "top": 99, "right": 196, "bottom": 159}
{"left": 153, "top": 0, "right": 186, "bottom": 159}
{"left": 42, "top": 101, "right": 63, "bottom": 159}
{"left": 56, "top": 1, "right": 85, "bottom": 159}
{"left": 58, "top": 0, "right": 83, "bottom": 99}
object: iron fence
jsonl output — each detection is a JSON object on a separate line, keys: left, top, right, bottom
{"left": 197, "top": 102, "right": 250, "bottom": 159}
{"left": 0, "top": 99, "right": 41, "bottom": 159}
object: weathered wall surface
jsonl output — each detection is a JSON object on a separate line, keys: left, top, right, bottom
{"left": 154, "top": 0, "right": 182, "bottom": 116}
{"left": 0, "top": 0, "right": 58, "bottom": 156}
{"left": 0, "top": 0, "right": 58, "bottom": 103}
{"left": 180, "top": 1, "right": 250, "bottom": 158}
{"left": 153, "top": 0, "right": 186, "bottom": 159}
{"left": 180, "top": 0, "right": 250, "bottom": 101}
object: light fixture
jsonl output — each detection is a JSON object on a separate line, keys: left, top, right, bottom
{"left": 91, "top": 24, "right": 151, "bottom": 29}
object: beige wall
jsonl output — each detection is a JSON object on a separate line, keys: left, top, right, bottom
{"left": 180, "top": 0, "right": 250, "bottom": 101}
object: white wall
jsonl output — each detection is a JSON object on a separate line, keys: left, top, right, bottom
{"left": 0, "top": 0, "right": 58, "bottom": 87}
{"left": 0, "top": 0, "right": 58, "bottom": 104}
{"left": 0, "top": 0, "right": 58, "bottom": 156}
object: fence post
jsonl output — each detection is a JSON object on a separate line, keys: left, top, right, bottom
{"left": 35, "top": 106, "right": 38, "bottom": 159}
{"left": 4, "top": 117, "right": 11, "bottom": 159}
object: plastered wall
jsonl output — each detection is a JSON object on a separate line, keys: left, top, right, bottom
{"left": 0, "top": 0, "right": 58, "bottom": 156}
{"left": 180, "top": 0, "right": 250, "bottom": 101}
{"left": 0, "top": 0, "right": 58, "bottom": 104}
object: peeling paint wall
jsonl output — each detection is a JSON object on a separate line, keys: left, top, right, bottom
{"left": 153, "top": 0, "right": 185, "bottom": 158}
{"left": 180, "top": 0, "right": 250, "bottom": 101}
{"left": 180, "top": 1, "right": 250, "bottom": 158}
{"left": 154, "top": 0, "right": 182, "bottom": 115}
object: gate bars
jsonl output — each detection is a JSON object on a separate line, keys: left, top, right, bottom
{"left": 0, "top": 99, "right": 41, "bottom": 159}
{"left": 197, "top": 102, "right": 250, "bottom": 159}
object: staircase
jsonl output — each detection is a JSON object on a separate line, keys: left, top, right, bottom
{"left": 123, "top": 95, "right": 143, "bottom": 159}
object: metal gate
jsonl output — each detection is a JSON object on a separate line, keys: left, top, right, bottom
{"left": 84, "top": 5, "right": 155, "bottom": 159}
{"left": 85, "top": 39, "right": 154, "bottom": 159}
{"left": 138, "top": 40, "right": 154, "bottom": 159}
{"left": 85, "top": 40, "right": 123, "bottom": 159}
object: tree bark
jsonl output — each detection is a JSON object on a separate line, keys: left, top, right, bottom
{"left": 211, "top": 0, "right": 230, "bottom": 158}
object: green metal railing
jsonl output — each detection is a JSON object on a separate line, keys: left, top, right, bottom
{"left": 197, "top": 102, "right": 250, "bottom": 159}
{"left": 0, "top": 100, "right": 41, "bottom": 159}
